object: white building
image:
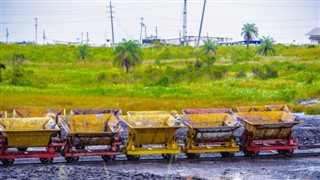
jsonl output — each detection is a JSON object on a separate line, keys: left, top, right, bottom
{"left": 306, "top": 28, "right": 320, "bottom": 45}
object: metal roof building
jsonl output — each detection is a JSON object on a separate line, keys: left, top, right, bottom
{"left": 306, "top": 28, "right": 320, "bottom": 45}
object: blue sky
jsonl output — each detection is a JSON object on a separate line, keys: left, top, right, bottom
{"left": 1, "top": 0, "right": 319, "bottom": 45}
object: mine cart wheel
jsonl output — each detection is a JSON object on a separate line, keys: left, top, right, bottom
{"left": 220, "top": 152, "right": 235, "bottom": 158}
{"left": 1, "top": 159, "right": 15, "bottom": 165}
{"left": 54, "top": 146, "right": 62, "bottom": 152}
{"left": 278, "top": 150, "right": 294, "bottom": 156}
{"left": 75, "top": 145, "right": 85, "bottom": 150}
{"left": 102, "top": 155, "right": 116, "bottom": 162}
{"left": 126, "top": 155, "right": 140, "bottom": 161}
{"left": 243, "top": 150, "right": 259, "bottom": 157}
{"left": 40, "top": 158, "right": 54, "bottom": 164}
{"left": 162, "top": 154, "right": 176, "bottom": 161}
{"left": 17, "top": 147, "right": 28, "bottom": 152}
{"left": 185, "top": 153, "right": 200, "bottom": 159}
{"left": 65, "top": 156, "right": 80, "bottom": 163}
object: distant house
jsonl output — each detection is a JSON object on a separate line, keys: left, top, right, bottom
{"left": 306, "top": 28, "right": 320, "bottom": 45}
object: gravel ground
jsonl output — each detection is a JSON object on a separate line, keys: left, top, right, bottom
{"left": 1, "top": 151, "right": 320, "bottom": 180}
{"left": 0, "top": 114, "right": 319, "bottom": 179}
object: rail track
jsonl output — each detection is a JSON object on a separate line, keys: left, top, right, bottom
{"left": 2, "top": 148, "right": 319, "bottom": 166}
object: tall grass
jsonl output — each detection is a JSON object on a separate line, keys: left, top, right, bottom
{"left": 0, "top": 44, "right": 319, "bottom": 114}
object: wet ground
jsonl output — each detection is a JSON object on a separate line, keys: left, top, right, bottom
{"left": 1, "top": 115, "right": 319, "bottom": 179}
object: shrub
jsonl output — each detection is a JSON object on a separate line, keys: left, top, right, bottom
{"left": 252, "top": 65, "right": 278, "bottom": 79}
{"left": 231, "top": 48, "right": 257, "bottom": 63}
{"left": 236, "top": 70, "right": 246, "bottom": 78}
{"left": 97, "top": 72, "right": 106, "bottom": 82}
{"left": 157, "top": 76, "right": 170, "bottom": 87}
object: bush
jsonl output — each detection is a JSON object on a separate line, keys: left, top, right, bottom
{"left": 236, "top": 70, "right": 246, "bottom": 78}
{"left": 157, "top": 76, "right": 170, "bottom": 87}
{"left": 11, "top": 68, "right": 33, "bottom": 86}
{"left": 231, "top": 48, "right": 258, "bottom": 64}
{"left": 252, "top": 65, "right": 278, "bottom": 79}
{"left": 97, "top": 72, "right": 106, "bottom": 82}
{"left": 209, "top": 66, "right": 226, "bottom": 80}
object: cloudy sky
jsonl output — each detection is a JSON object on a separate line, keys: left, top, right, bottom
{"left": 1, "top": 0, "right": 319, "bottom": 45}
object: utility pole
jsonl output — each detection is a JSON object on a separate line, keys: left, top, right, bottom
{"left": 86, "top": 32, "right": 89, "bottom": 44}
{"left": 35, "top": 18, "right": 38, "bottom": 44}
{"left": 139, "top": 17, "right": 144, "bottom": 44}
{"left": 108, "top": 1, "right": 115, "bottom": 50}
{"left": 6, "top": 28, "right": 9, "bottom": 44}
{"left": 145, "top": 25, "right": 147, "bottom": 39}
{"left": 196, "top": 0, "right": 206, "bottom": 48}
{"left": 105, "top": 32, "right": 108, "bottom": 46}
{"left": 81, "top": 32, "right": 83, "bottom": 45}
{"left": 155, "top": 26, "right": 158, "bottom": 38}
{"left": 43, "top": 30, "right": 46, "bottom": 45}
{"left": 182, "top": 0, "right": 187, "bottom": 45}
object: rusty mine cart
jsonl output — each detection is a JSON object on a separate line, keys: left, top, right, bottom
{"left": 58, "top": 113, "right": 122, "bottom": 163}
{"left": 182, "top": 108, "right": 240, "bottom": 159}
{"left": 0, "top": 117, "right": 60, "bottom": 165}
{"left": 237, "top": 105, "right": 301, "bottom": 157}
{"left": 122, "top": 111, "right": 182, "bottom": 161}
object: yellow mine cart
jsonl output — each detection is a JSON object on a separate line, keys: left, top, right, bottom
{"left": 237, "top": 111, "right": 300, "bottom": 157}
{"left": 237, "top": 105, "right": 291, "bottom": 113}
{"left": 13, "top": 108, "right": 66, "bottom": 150}
{"left": 58, "top": 113, "right": 122, "bottom": 163}
{"left": 0, "top": 117, "right": 60, "bottom": 165}
{"left": 123, "top": 113, "right": 182, "bottom": 160}
{"left": 0, "top": 111, "right": 7, "bottom": 118}
{"left": 182, "top": 109, "right": 240, "bottom": 159}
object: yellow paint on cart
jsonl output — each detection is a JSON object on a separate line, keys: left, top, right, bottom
{"left": 122, "top": 113, "right": 182, "bottom": 155}
{"left": 0, "top": 117, "right": 59, "bottom": 147}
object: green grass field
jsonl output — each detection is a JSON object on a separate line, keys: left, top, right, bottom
{"left": 0, "top": 44, "right": 319, "bottom": 114}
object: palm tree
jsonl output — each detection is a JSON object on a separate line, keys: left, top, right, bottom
{"left": 257, "top": 36, "right": 276, "bottom": 56}
{"left": 202, "top": 38, "right": 217, "bottom": 56}
{"left": 0, "top": 63, "right": 6, "bottom": 82}
{"left": 241, "top": 23, "right": 258, "bottom": 48}
{"left": 78, "top": 44, "right": 89, "bottom": 61}
{"left": 114, "top": 39, "right": 142, "bottom": 74}
{"left": 200, "top": 38, "right": 217, "bottom": 69}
